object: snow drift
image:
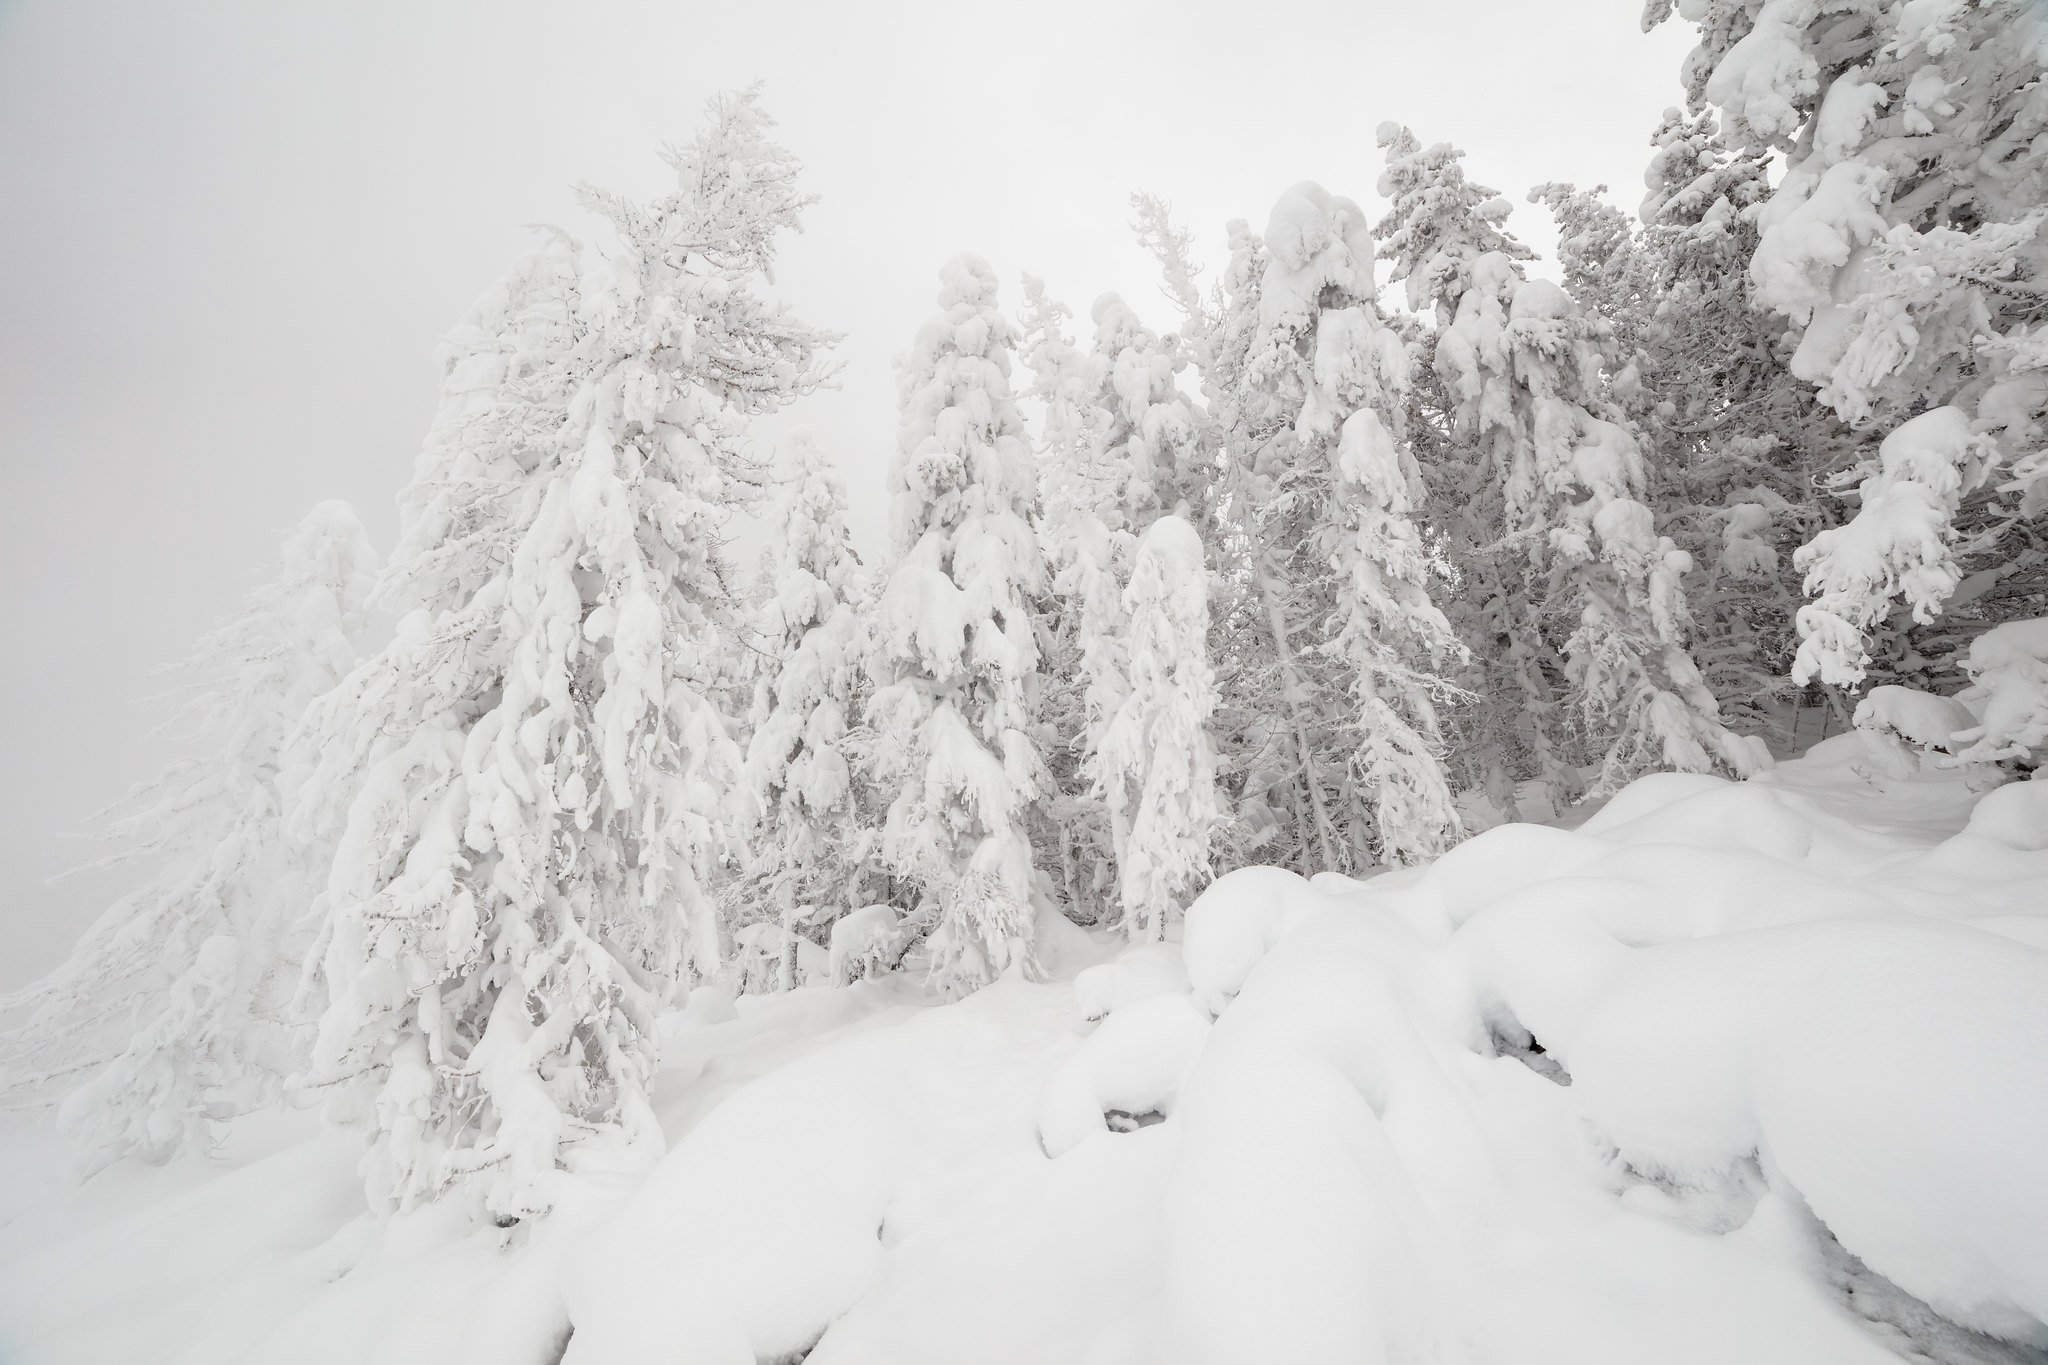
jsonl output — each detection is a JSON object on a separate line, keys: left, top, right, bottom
{"left": 4, "top": 735, "right": 2045, "bottom": 1364}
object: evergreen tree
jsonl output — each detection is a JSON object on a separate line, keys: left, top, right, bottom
{"left": 1645, "top": 0, "right": 2048, "bottom": 688}
{"left": 1378, "top": 126, "right": 1768, "bottom": 796}
{"left": 1201, "top": 183, "right": 1465, "bottom": 869}
{"left": 1019, "top": 273, "right": 1116, "bottom": 924}
{"left": 739, "top": 432, "right": 872, "bottom": 990}
{"left": 868, "top": 255, "right": 1047, "bottom": 993}
{"left": 1094, "top": 516, "right": 1221, "bottom": 940}
{"left": 1260, "top": 182, "right": 1468, "bottom": 862}
{"left": 1535, "top": 114, "right": 1872, "bottom": 732}
{"left": 1, "top": 503, "right": 376, "bottom": 1172}
{"left": 297, "top": 89, "right": 833, "bottom": 1219}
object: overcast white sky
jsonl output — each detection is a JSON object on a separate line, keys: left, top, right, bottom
{"left": 0, "top": 0, "right": 1693, "bottom": 983}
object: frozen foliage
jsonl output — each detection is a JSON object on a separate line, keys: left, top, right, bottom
{"left": 826, "top": 904, "right": 905, "bottom": 985}
{"left": 1648, "top": 0, "right": 2048, "bottom": 684}
{"left": 297, "top": 89, "right": 833, "bottom": 1219}
{"left": 739, "top": 432, "right": 872, "bottom": 986}
{"left": 0, "top": 504, "right": 376, "bottom": 1172}
{"left": 1379, "top": 125, "right": 1768, "bottom": 797}
{"left": 1951, "top": 617, "right": 2048, "bottom": 765}
{"left": 1092, "top": 516, "right": 1221, "bottom": 940}
{"left": 868, "top": 255, "right": 1047, "bottom": 993}
{"left": 1853, "top": 683, "right": 1975, "bottom": 753}
{"left": 1793, "top": 406, "right": 1998, "bottom": 686}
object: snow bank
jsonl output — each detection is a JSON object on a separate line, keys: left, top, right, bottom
{"left": 10, "top": 744, "right": 2047, "bottom": 1363}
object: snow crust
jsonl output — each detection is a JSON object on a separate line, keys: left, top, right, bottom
{"left": 6, "top": 741, "right": 2045, "bottom": 1363}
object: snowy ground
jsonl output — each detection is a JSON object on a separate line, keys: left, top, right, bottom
{"left": 3, "top": 730, "right": 2045, "bottom": 1365}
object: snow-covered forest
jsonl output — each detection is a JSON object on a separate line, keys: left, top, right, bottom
{"left": 3, "top": 2, "right": 2047, "bottom": 1362}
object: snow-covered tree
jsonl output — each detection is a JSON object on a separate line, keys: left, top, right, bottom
{"left": 1093, "top": 516, "right": 1221, "bottom": 940}
{"left": 1053, "top": 290, "right": 1215, "bottom": 912}
{"left": 1379, "top": 125, "right": 1769, "bottom": 797}
{"left": 739, "top": 432, "right": 872, "bottom": 990}
{"left": 1533, "top": 127, "right": 1869, "bottom": 733}
{"left": 868, "top": 254, "right": 1047, "bottom": 993}
{"left": 1198, "top": 216, "right": 1332, "bottom": 866}
{"left": 1018, "top": 273, "right": 1117, "bottom": 923}
{"left": 0, "top": 503, "right": 376, "bottom": 1172}
{"left": 1264, "top": 182, "right": 1468, "bottom": 863}
{"left": 297, "top": 89, "right": 834, "bottom": 1219}
{"left": 1645, "top": 0, "right": 2048, "bottom": 687}
{"left": 1200, "top": 183, "right": 1465, "bottom": 868}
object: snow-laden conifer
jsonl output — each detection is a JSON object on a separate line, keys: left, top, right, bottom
{"left": 1019, "top": 273, "right": 1117, "bottom": 925}
{"left": 1379, "top": 126, "right": 1768, "bottom": 796}
{"left": 297, "top": 89, "right": 833, "bottom": 1218}
{"left": 1645, "top": 0, "right": 2048, "bottom": 687}
{"left": 739, "top": 432, "right": 871, "bottom": 989}
{"left": 1262, "top": 182, "right": 1467, "bottom": 863}
{"left": 1093, "top": 516, "right": 1220, "bottom": 940}
{"left": 868, "top": 255, "right": 1047, "bottom": 992}
{"left": 1, "top": 503, "right": 376, "bottom": 1171}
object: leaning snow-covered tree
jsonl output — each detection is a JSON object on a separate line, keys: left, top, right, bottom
{"left": 738, "top": 431, "right": 873, "bottom": 991}
{"left": 1378, "top": 125, "right": 1769, "bottom": 797}
{"left": 296, "top": 88, "right": 834, "bottom": 1219}
{"left": 1199, "top": 182, "right": 1465, "bottom": 870}
{"left": 1092, "top": 515, "right": 1221, "bottom": 941}
{"left": 867, "top": 254, "right": 1047, "bottom": 993}
{"left": 1259, "top": 181, "right": 1467, "bottom": 864}
{"left": 1644, "top": 0, "right": 2048, "bottom": 688}
{"left": 0, "top": 502, "right": 376, "bottom": 1172}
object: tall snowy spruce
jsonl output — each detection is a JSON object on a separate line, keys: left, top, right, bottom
{"left": 1202, "top": 183, "right": 1464, "bottom": 870}
{"left": 1532, "top": 114, "right": 1870, "bottom": 727}
{"left": 868, "top": 255, "right": 1047, "bottom": 993}
{"left": 1026, "top": 277, "right": 1214, "bottom": 924}
{"left": 739, "top": 432, "right": 872, "bottom": 989}
{"left": 296, "top": 90, "right": 834, "bottom": 1219}
{"left": 0, "top": 503, "right": 376, "bottom": 1171}
{"left": 1092, "top": 516, "right": 1221, "bottom": 940}
{"left": 1378, "top": 126, "right": 1768, "bottom": 797}
{"left": 1018, "top": 274, "right": 1117, "bottom": 924}
{"left": 1645, "top": 0, "right": 2048, "bottom": 689}
{"left": 1264, "top": 182, "right": 1467, "bottom": 863}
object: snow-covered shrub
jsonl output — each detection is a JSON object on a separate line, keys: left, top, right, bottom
{"left": 827, "top": 905, "right": 906, "bottom": 985}
{"left": 1951, "top": 617, "right": 2048, "bottom": 766}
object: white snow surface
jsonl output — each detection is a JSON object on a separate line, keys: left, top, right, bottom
{"left": 4, "top": 735, "right": 2046, "bottom": 1363}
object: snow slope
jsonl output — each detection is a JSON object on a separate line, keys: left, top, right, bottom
{"left": 3, "top": 732, "right": 2044, "bottom": 1364}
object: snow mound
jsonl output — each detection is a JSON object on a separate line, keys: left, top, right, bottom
{"left": 1178, "top": 866, "right": 1320, "bottom": 1013}
{"left": 1961, "top": 778, "right": 2048, "bottom": 852}
{"left": 1037, "top": 992, "right": 1210, "bottom": 1157}
{"left": 828, "top": 904, "right": 904, "bottom": 984}
{"left": 1072, "top": 941, "right": 1189, "bottom": 1021}
{"left": 10, "top": 746, "right": 2047, "bottom": 1363}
